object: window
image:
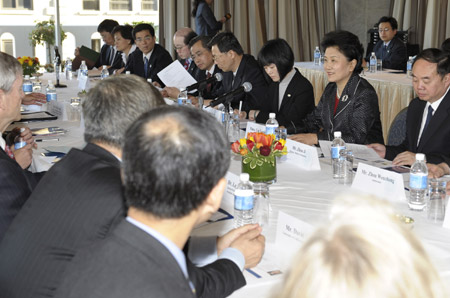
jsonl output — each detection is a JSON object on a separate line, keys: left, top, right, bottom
{"left": 109, "top": 0, "right": 131, "bottom": 11}
{"left": 91, "top": 32, "right": 101, "bottom": 53}
{"left": 0, "top": 32, "right": 15, "bottom": 56}
{"left": 83, "top": 0, "right": 99, "bottom": 10}
{"left": 1, "top": 0, "right": 33, "bottom": 9}
{"left": 141, "top": 0, "right": 157, "bottom": 11}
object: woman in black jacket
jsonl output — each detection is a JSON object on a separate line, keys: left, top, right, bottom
{"left": 249, "top": 39, "right": 315, "bottom": 134}
{"left": 290, "top": 30, "right": 384, "bottom": 145}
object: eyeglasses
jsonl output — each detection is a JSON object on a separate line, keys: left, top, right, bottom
{"left": 135, "top": 36, "right": 153, "bottom": 43}
{"left": 378, "top": 28, "right": 391, "bottom": 33}
{"left": 191, "top": 50, "right": 206, "bottom": 60}
{"left": 174, "top": 45, "right": 187, "bottom": 51}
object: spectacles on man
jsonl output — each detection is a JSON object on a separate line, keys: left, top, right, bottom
{"left": 191, "top": 50, "right": 206, "bottom": 60}
{"left": 135, "top": 36, "right": 153, "bottom": 43}
{"left": 174, "top": 45, "right": 187, "bottom": 51}
{"left": 378, "top": 28, "right": 391, "bottom": 33}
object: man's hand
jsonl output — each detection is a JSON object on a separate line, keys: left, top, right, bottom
{"left": 217, "top": 224, "right": 260, "bottom": 256}
{"left": 367, "top": 143, "right": 386, "bottom": 158}
{"left": 11, "top": 143, "right": 33, "bottom": 169}
{"left": 230, "top": 225, "right": 265, "bottom": 269}
{"left": 392, "top": 151, "right": 416, "bottom": 166}
{"left": 428, "top": 162, "right": 450, "bottom": 178}
{"left": 289, "top": 133, "right": 318, "bottom": 146}
{"left": 162, "top": 87, "right": 181, "bottom": 99}
{"left": 22, "top": 93, "right": 46, "bottom": 106}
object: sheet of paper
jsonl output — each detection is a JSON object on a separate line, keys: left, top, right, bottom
{"left": 319, "top": 140, "right": 380, "bottom": 160}
{"left": 157, "top": 60, "right": 197, "bottom": 89}
{"left": 243, "top": 243, "right": 283, "bottom": 281}
{"left": 245, "top": 122, "right": 266, "bottom": 138}
{"left": 223, "top": 171, "right": 240, "bottom": 214}
{"left": 285, "top": 139, "right": 321, "bottom": 170}
{"left": 352, "top": 162, "right": 407, "bottom": 202}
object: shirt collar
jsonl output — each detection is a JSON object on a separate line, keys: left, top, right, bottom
{"left": 143, "top": 49, "right": 154, "bottom": 62}
{"left": 383, "top": 40, "right": 392, "bottom": 47}
{"left": 427, "top": 85, "right": 450, "bottom": 112}
{"left": 207, "top": 64, "right": 216, "bottom": 75}
{"left": 0, "top": 135, "right": 5, "bottom": 151}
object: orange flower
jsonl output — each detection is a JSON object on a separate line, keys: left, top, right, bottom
{"left": 239, "top": 148, "right": 248, "bottom": 155}
{"left": 252, "top": 132, "right": 273, "bottom": 147}
{"left": 231, "top": 141, "right": 240, "bottom": 153}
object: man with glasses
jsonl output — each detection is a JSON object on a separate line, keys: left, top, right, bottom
{"left": 365, "top": 16, "right": 407, "bottom": 71}
{"left": 173, "top": 27, "right": 201, "bottom": 77}
{"left": 125, "top": 23, "right": 172, "bottom": 87}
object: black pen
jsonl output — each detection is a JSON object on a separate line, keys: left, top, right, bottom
{"left": 36, "top": 138, "right": 59, "bottom": 142}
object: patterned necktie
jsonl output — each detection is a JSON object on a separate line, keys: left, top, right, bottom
{"left": 144, "top": 57, "right": 149, "bottom": 78}
{"left": 206, "top": 71, "right": 212, "bottom": 93}
{"left": 184, "top": 59, "right": 190, "bottom": 71}
{"left": 4, "top": 145, "right": 15, "bottom": 159}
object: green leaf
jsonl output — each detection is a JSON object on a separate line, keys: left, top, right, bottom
{"left": 250, "top": 159, "right": 257, "bottom": 169}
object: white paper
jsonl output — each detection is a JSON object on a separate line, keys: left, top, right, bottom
{"left": 443, "top": 199, "right": 450, "bottom": 229}
{"left": 285, "top": 139, "right": 321, "bottom": 170}
{"left": 157, "top": 60, "right": 197, "bottom": 90}
{"left": 203, "top": 106, "right": 223, "bottom": 123}
{"left": 352, "top": 163, "right": 407, "bottom": 202}
{"left": 223, "top": 171, "right": 240, "bottom": 214}
{"left": 319, "top": 140, "right": 380, "bottom": 160}
{"left": 245, "top": 122, "right": 266, "bottom": 138}
{"left": 48, "top": 101, "right": 67, "bottom": 121}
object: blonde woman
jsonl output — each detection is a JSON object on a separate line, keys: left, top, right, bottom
{"left": 277, "top": 194, "right": 448, "bottom": 298}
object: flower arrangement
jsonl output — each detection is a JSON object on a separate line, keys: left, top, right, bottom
{"left": 17, "top": 56, "right": 40, "bottom": 76}
{"left": 231, "top": 132, "right": 287, "bottom": 169}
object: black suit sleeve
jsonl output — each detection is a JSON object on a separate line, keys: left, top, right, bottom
{"left": 201, "top": 4, "right": 223, "bottom": 32}
{"left": 150, "top": 47, "right": 173, "bottom": 87}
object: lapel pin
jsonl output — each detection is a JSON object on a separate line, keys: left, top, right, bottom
{"left": 287, "top": 94, "right": 291, "bottom": 97}
{"left": 341, "top": 95, "right": 348, "bottom": 102}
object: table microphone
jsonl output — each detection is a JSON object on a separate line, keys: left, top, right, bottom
{"left": 209, "top": 82, "right": 252, "bottom": 108}
{"left": 186, "top": 73, "right": 223, "bottom": 92}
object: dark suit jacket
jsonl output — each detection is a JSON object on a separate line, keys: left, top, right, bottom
{"left": 368, "top": 36, "right": 407, "bottom": 71}
{"left": 55, "top": 220, "right": 196, "bottom": 298}
{"left": 125, "top": 45, "right": 173, "bottom": 87}
{"left": 202, "top": 66, "right": 223, "bottom": 99}
{"left": 180, "top": 58, "right": 204, "bottom": 81}
{"left": 195, "top": 2, "right": 223, "bottom": 36}
{"left": 386, "top": 92, "right": 450, "bottom": 164}
{"left": 256, "top": 69, "right": 315, "bottom": 134}
{"left": 215, "top": 54, "right": 269, "bottom": 112}
{"left": 94, "top": 44, "right": 122, "bottom": 69}
{"left": 0, "top": 148, "right": 42, "bottom": 242}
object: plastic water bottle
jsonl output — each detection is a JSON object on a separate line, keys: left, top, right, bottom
{"left": 14, "top": 128, "right": 27, "bottom": 150}
{"left": 369, "top": 52, "right": 377, "bottom": 73}
{"left": 177, "top": 89, "right": 187, "bottom": 105}
{"left": 234, "top": 173, "right": 254, "bottom": 228}
{"left": 409, "top": 153, "right": 428, "bottom": 210}
{"left": 331, "top": 131, "right": 346, "bottom": 179}
{"left": 126, "top": 71, "right": 131, "bottom": 75}
{"left": 265, "top": 113, "right": 279, "bottom": 135}
{"left": 79, "top": 60, "right": 88, "bottom": 78}
{"left": 22, "top": 75, "right": 33, "bottom": 94}
{"left": 46, "top": 80, "right": 57, "bottom": 102}
{"left": 314, "top": 46, "right": 320, "bottom": 65}
{"left": 228, "top": 109, "right": 240, "bottom": 143}
{"left": 101, "top": 65, "right": 109, "bottom": 80}
{"left": 406, "top": 56, "right": 414, "bottom": 78}
{"left": 65, "top": 58, "right": 72, "bottom": 80}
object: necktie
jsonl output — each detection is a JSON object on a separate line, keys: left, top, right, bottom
{"left": 184, "top": 59, "right": 190, "bottom": 71}
{"left": 144, "top": 57, "right": 149, "bottom": 78}
{"left": 109, "top": 46, "right": 115, "bottom": 65}
{"left": 4, "top": 145, "right": 14, "bottom": 159}
{"left": 382, "top": 45, "right": 388, "bottom": 59}
{"left": 206, "top": 71, "right": 212, "bottom": 93}
{"left": 422, "top": 105, "right": 434, "bottom": 133}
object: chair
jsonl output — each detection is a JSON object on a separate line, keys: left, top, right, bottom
{"left": 387, "top": 107, "right": 408, "bottom": 146}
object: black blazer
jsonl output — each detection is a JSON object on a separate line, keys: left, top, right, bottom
{"left": 368, "top": 36, "right": 407, "bottom": 71}
{"left": 125, "top": 45, "right": 173, "bottom": 87}
{"left": 256, "top": 68, "right": 315, "bottom": 134}
{"left": 0, "top": 148, "right": 42, "bottom": 242}
{"left": 216, "top": 54, "right": 269, "bottom": 112}
{"left": 202, "top": 66, "right": 223, "bottom": 99}
{"left": 386, "top": 91, "right": 450, "bottom": 164}
{"left": 94, "top": 44, "right": 122, "bottom": 69}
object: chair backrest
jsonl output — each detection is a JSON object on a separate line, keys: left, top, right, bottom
{"left": 387, "top": 107, "right": 408, "bottom": 146}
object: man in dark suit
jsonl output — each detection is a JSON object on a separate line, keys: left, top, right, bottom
{"left": 56, "top": 105, "right": 265, "bottom": 298}
{"left": 209, "top": 32, "right": 269, "bottom": 113}
{"left": 369, "top": 48, "right": 450, "bottom": 166}
{"left": 0, "top": 75, "right": 264, "bottom": 298}
{"left": 0, "top": 52, "right": 43, "bottom": 241}
{"left": 125, "top": 23, "right": 173, "bottom": 87}
{"left": 366, "top": 16, "right": 407, "bottom": 71}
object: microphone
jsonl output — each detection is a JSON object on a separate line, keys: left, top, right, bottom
{"left": 224, "top": 13, "right": 232, "bottom": 20}
{"left": 54, "top": 46, "right": 66, "bottom": 88}
{"left": 209, "top": 82, "right": 252, "bottom": 108}
{"left": 186, "top": 73, "right": 223, "bottom": 92}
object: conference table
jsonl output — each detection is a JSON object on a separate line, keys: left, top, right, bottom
{"left": 295, "top": 62, "right": 415, "bottom": 143}
{"left": 22, "top": 73, "right": 450, "bottom": 298}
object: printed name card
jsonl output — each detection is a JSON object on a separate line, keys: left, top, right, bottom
{"left": 222, "top": 171, "right": 240, "bottom": 214}
{"left": 48, "top": 101, "right": 67, "bottom": 121}
{"left": 285, "top": 139, "right": 321, "bottom": 170}
{"left": 351, "top": 163, "right": 406, "bottom": 202}
{"left": 77, "top": 74, "right": 89, "bottom": 91}
{"left": 245, "top": 122, "right": 265, "bottom": 138}
{"left": 203, "top": 106, "right": 222, "bottom": 123}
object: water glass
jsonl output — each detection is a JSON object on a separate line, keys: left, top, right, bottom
{"left": 427, "top": 179, "right": 446, "bottom": 222}
{"left": 276, "top": 127, "right": 287, "bottom": 140}
{"left": 253, "top": 183, "right": 270, "bottom": 228}
{"left": 376, "top": 59, "right": 383, "bottom": 72}
{"left": 338, "top": 149, "right": 354, "bottom": 185}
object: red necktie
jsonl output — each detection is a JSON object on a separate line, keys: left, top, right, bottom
{"left": 184, "top": 60, "right": 190, "bottom": 70}
{"left": 5, "top": 145, "right": 15, "bottom": 159}
{"left": 206, "top": 72, "right": 212, "bottom": 93}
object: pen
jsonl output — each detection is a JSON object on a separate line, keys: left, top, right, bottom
{"left": 36, "top": 138, "right": 59, "bottom": 142}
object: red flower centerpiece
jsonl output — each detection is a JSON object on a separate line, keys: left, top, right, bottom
{"left": 231, "top": 132, "right": 287, "bottom": 183}
{"left": 18, "top": 56, "right": 40, "bottom": 76}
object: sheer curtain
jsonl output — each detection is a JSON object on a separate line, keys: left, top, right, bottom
{"left": 159, "top": 0, "right": 336, "bottom": 61}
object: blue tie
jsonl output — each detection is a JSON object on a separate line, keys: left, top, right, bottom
{"left": 144, "top": 57, "right": 149, "bottom": 78}
{"left": 423, "top": 105, "right": 434, "bottom": 133}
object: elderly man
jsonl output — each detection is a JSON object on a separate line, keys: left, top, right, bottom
{"left": 0, "top": 52, "right": 43, "bottom": 240}
{"left": 369, "top": 49, "right": 450, "bottom": 165}
{"left": 0, "top": 75, "right": 264, "bottom": 298}
{"left": 56, "top": 105, "right": 265, "bottom": 297}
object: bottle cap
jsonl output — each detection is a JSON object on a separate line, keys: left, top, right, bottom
{"left": 81, "top": 60, "right": 86, "bottom": 64}
{"left": 240, "top": 173, "right": 250, "bottom": 182}
{"left": 315, "top": 46, "right": 319, "bottom": 49}
{"left": 102, "top": 65, "right": 107, "bottom": 69}
{"left": 371, "top": 52, "right": 375, "bottom": 55}
{"left": 415, "top": 153, "right": 425, "bottom": 161}
{"left": 334, "top": 131, "right": 341, "bottom": 138}
{"left": 269, "top": 113, "right": 276, "bottom": 119}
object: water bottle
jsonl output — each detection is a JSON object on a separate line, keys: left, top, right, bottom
{"left": 228, "top": 109, "right": 240, "bottom": 143}
{"left": 409, "top": 153, "right": 428, "bottom": 211}
{"left": 101, "top": 65, "right": 109, "bottom": 80}
{"left": 65, "top": 58, "right": 72, "bottom": 80}
{"left": 79, "top": 60, "right": 88, "bottom": 78}
{"left": 234, "top": 173, "right": 254, "bottom": 228}
{"left": 314, "top": 46, "right": 320, "bottom": 65}
{"left": 14, "top": 128, "right": 27, "bottom": 150}
{"left": 369, "top": 52, "right": 377, "bottom": 73}
{"left": 331, "top": 131, "right": 346, "bottom": 179}
{"left": 406, "top": 56, "right": 414, "bottom": 78}
{"left": 177, "top": 89, "right": 188, "bottom": 105}
{"left": 126, "top": 71, "right": 131, "bottom": 75}
{"left": 22, "top": 75, "right": 33, "bottom": 94}
{"left": 265, "top": 113, "right": 279, "bottom": 135}
{"left": 46, "top": 80, "right": 57, "bottom": 102}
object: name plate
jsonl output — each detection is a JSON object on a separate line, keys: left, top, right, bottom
{"left": 245, "top": 122, "right": 265, "bottom": 138}
{"left": 222, "top": 171, "right": 240, "bottom": 214}
{"left": 77, "top": 74, "right": 90, "bottom": 91}
{"left": 352, "top": 163, "right": 406, "bottom": 202}
{"left": 285, "top": 139, "right": 320, "bottom": 170}
{"left": 48, "top": 101, "right": 67, "bottom": 121}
